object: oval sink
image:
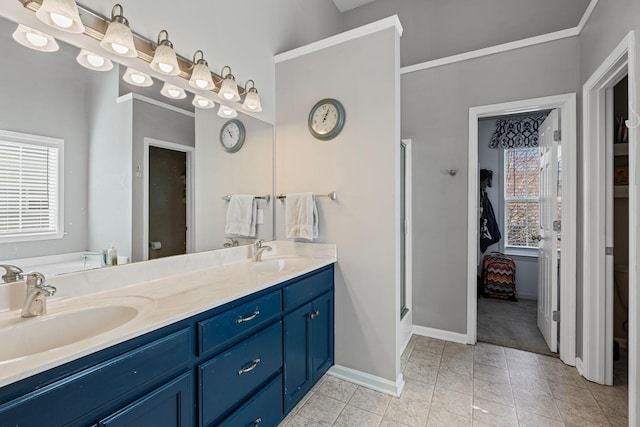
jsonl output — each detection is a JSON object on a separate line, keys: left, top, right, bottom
{"left": 252, "top": 257, "right": 304, "bottom": 273}
{"left": 0, "top": 304, "right": 140, "bottom": 363}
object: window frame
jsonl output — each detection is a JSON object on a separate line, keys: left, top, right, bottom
{"left": 0, "top": 129, "right": 64, "bottom": 244}
{"left": 502, "top": 146, "right": 539, "bottom": 256}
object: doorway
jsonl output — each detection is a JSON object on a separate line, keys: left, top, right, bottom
{"left": 399, "top": 139, "right": 413, "bottom": 354}
{"left": 143, "top": 138, "right": 194, "bottom": 261}
{"left": 467, "top": 93, "right": 577, "bottom": 366}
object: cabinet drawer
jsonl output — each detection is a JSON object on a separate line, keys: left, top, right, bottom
{"left": 198, "top": 290, "right": 282, "bottom": 356}
{"left": 218, "top": 374, "right": 283, "bottom": 427}
{"left": 0, "top": 329, "right": 191, "bottom": 427}
{"left": 199, "top": 321, "right": 282, "bottom": 426}
{"left": 283, "top": 266, "right": 333, "bottom": 311}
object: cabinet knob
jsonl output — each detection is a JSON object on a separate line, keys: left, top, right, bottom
{"left": 237, "top": 358, "right": 261, "bottom": 375}
{"left": 308, "top": 310, "right": 320, "bottom": 320}
{"left": 253, "top": 418, "right": 262, "bottom": 426}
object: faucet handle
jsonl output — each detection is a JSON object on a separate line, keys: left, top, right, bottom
{"left": 0, "top": 264, "right": 23, "bottom": 283}
{"left": 25, "top": 272, "right": 46, "bottom": 289}
{"left": 255, "top": 239, "right": 266, "bottom": 248}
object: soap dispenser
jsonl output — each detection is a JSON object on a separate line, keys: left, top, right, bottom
{"left": 107, "top": 245, "right": 118, "bottom": 266}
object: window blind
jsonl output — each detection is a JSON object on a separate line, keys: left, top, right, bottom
{"left": 0, "top": 138, "right": 60, "bottom": 239}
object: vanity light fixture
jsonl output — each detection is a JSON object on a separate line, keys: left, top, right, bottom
{"left": 12, "top": 24, "right": 59, "bottom": 52}
{"left": 123, "top": 67, "right": 153, "bottom": 87}
{"left": 150, "top": 30, "right": 180, "bottom": 76}
{"left": 160, "top": 82, "right": 186, "bottom": 99}
{"left": 217, "top": 104, "right": 238, "bottom": 118}
{"left": 192, "top": 95, "right": 215, "bottom": 109}
{"left": 35, "top": 0, "right": 85, "bottom": 33}
{"left": 241, "top": 80, "right": 263, "bottom": 113}
{"left": 100, "top": 4, "right": 137, "bottom": 57}
{"left": 188, "top": 50, "right": 215, "bottom": 90}
{"left": 217, "top": 66, "right": 240, "bottom": 102}
{"left": 76, "top": 49, "right": 113, "bottom": 71}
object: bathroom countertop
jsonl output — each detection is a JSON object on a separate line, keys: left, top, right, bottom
{"left": 0, "top": 241, "right": 336, "bottom": 388}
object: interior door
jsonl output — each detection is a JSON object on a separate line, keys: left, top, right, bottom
{"left": 537, "top": 109, "right": 560, "bottom": 352}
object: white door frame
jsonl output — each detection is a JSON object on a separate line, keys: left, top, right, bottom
{"left": 399, "top": 139, "right": 413, "bottom": 354}
{"left": 143, "top": 137, "right": 195, "bottom": 261}
{"left": 467, "top": 93, "right": 577, "bottom": 366}
{"left": 581, "top": 30, "right": 637, "bottom": 422}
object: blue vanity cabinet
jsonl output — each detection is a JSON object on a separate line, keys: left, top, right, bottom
{"left": 283, "top": 267, "right": 335, "bottom": 413}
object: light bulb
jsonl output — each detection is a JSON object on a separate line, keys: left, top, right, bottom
{"left": 158, "top": 63, "right": 174, "bottom": 73}
{"left": 25, "top": 32, "right": 48, "bottom": 47}
{"left": 50, "top": 12, "right": 73, "bottom": 28}
{"left": 197, "top": 99, "right": 209, "bottom": 107}
{"left": 247, "top": 104, "right": 257, "bottom": 111}
{"left": 223, "top": 92, "right": 234, "bottom": 100}
{"left": 87, "top": 54, "right": 105, "bottom": 67}
{"left": 168, "top": 88, "right": 181, "bottom": 98}
{"left": 195, "top": 79, "right": 208, "bottom": 89}
{"left": 111, "top": 43, "right": 129, "bottom": 55}
{"left": 130, "top": 73, "right": 145, "bottom": 84}
{"left": 224, "top": 109, "right": 233, "bottom": 115}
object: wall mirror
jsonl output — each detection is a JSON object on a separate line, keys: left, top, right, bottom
{"left": 0, "top": 14, "right": 274, "bottom": 279}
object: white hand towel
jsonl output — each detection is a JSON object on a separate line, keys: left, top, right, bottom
{"left": 225, "top": 195, "right": 257, "bottom": 237}
{"left": 285, "top": 193, "right": 318, "bottom": 240}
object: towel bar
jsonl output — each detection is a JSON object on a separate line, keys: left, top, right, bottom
{"left": 222, "top": 195, "right": 271, "bottom": 203}
{"left": 276, "top": 192, "right": 337, "bottom": 201}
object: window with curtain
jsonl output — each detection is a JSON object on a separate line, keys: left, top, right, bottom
{"left": 503, "top": 147, "right": 539, "bottom": 249}
{"left": 0, "top": 130, "right": 63, "bottom": 243}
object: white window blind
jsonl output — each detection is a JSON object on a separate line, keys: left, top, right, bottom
{"left": 503, "top": 147, "right": 539, "bottom": 249}
{"left": 0, "top": 130, "right": 63, "bottom": 243}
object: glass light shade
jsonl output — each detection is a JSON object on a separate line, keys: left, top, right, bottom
{"left": 192, "top": 95, "right": 215, "bottom": 109}
{"left": 189, "top": 63, "right": 214, "bottom": 91}
{"left": 160, "top": 82, "right": 186, "bottom": 99}
{"left": 100, "top": 21, "right": 137, "bottom": 57}
{"left": 217, "top": 105, "right": 238, "bottom": 118}
{"left": 217, "top": 75, "right": 240, "bottom": 102}
{"left": 12, "top": 25, "right": 59, "bottom": 52}
{"left": 242, "top": 89, "right": 263, "bottom": 113}
{"left": 150, "top": 44, "right": 180, "bottom": 76}
{"left": 76, "top": 49, "right": 113, "bottom": 71}
{"left": 36, "top": 0, "right": 85, "bottom": 33}
{"left": 123, "top": 67, "right": 153, "bottom": 87}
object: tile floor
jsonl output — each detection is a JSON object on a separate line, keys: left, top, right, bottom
{"left": 279, "top": 335, "right": 629, "bottom": 426}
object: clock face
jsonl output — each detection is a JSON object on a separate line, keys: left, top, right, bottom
{"left": 219, "top": 119, "right": 245, "bottom": 153}
{"left": 308, "top": 99, "right": 345, "bottom": 140}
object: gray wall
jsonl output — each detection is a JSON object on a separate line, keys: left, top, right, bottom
{"left": 275, "top": 26, "right": 401, "bottom": 382}
{"left": 0, "top": 19, "right": 90, "bottom": 260}
{"left": 402, "top": 37, "right": 581, "bottom": 333}
{"left": 342, "top": 0, "right": 590, "bottom": 66}
{"left": 194, "top": 110, "right": 274, "bottom": 251}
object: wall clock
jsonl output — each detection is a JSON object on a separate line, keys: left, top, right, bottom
{"left": 308, "top": 98, "right": 346, "bottom": 140}
{"left": 219, "top": 119, "right": 246, "bottom": 153}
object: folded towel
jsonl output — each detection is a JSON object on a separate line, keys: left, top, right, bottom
{"left": 285, "top": 192, "right": 318, "bottom": 240}
{"left": 225, "top": 195, "right": 257, "bottom": 237}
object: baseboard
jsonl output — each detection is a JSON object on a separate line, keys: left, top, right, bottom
{"left": 400, "top": 330, "right": 412, "bottom": 355}
{"left": 328, "top": 365, "right": 405, "bottom": 397}
{"left": 412, "top": 325, "right": 468, "bottom": 344}
{"left": 575, "top": 357, "right": 584, "bottom": 376}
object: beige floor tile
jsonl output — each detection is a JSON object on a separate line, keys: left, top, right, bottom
{"left": 474, "top": 351, "right": 507, "bottom": 370}
{"left": 473, "top": 378, "right": 514, "bottom": 407}
{"left": 348, "top": 386, "right": 391, "bottom": 416}
{"left": 317, "top": 375, "right": 358, "bottom": 403}
{"left": 591, "top": 390, "right": 628, "bottom": 420}
{"left": 410, "top": 349, "right": 442, "bottom": 366}
{"left": 379, "top": 419, "right": 412, "bottom": 427}
{"left": 584, "top": 380, "right": 627, "bottom": 398}
{"left": 472, "top": 397, "right": 518, "bottom": 426}
{"left": 509, "top": 373, "right": 552, "bottom": 397}
{"left": 606, "top": 414, "right": 630, "bottom": 427}
{"left": 555, "top": 399, "right": 611, "bottom": 426}
{"left": 413, "top": 336, "right": 446, "bottom": 355}
{"left": 516, "top": 408, "right": 566, "bottom": 426}
{"left": 383, "top": 380, "right": 433, "bottom": 427}
{"left": 512, "top": 388, "right": 562, "bottom": 421}
{"left": 426, "top": 407, "right": 471, "bottom": 427}
{"left": 474, "top": 363, "right": 510, "bottom": 384}
{"left": 431, "top": 386, "right": 473, "bottom": 418}
{"left": 435, "top": 370, "right": 473, "bottom": 395}
{"left": 280, "top": 414, "right": 327, "bottom": 427}
{"left": 297, "top": 393, "right": 346, "bottom": 426}
{"left": 404, "top": 358, "right": 439, "bottom": 385}
{"left": 548, "top": 379, "right": 598, "bottom": 406}
{"left": 442, "top": 342, "right": 473, "bottom": 361}
{"left": 504, "top": 347, "right": 541, "bottom": 364}
{"left": 508, "top": 362, "right": 547, "bottom": 380}
{"left": 333, "top": 405, "right": 382, "bottom": 427}
{"left": 439, "top": 356, "right": 473, "bottom": 377}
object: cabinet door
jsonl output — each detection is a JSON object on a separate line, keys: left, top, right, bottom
{"left": 283, "top": 302, "right": 312, "bottom": 412}
{"left": 310, "top": 292, "right": 334, "bottom": 382}
{"left": 99, "top": 372, "right": 192, "bottom": 427}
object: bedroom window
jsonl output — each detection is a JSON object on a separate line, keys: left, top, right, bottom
{"left": 0, "top": 130, "right": 64, "bottom": 243}
{"left": 503, "top": 147, "right": 539, "bottom": 250}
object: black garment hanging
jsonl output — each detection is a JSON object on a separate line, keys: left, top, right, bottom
{"left": 480, "top": 189, "right": 501, "bottom": 253}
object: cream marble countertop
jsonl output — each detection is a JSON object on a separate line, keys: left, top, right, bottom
{"left": 0, "top": 241, "right": 336, "bottom": 388}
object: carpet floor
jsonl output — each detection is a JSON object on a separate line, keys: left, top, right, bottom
{"left": 477, "top": 296, "right": 557, "bottom": 357}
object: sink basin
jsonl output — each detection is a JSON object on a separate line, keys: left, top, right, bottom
{"left": 0, "top": 302, "right": 144, "bottom": 363}
{"left": 252, "top": 257, "right": 305, "bottom": 273}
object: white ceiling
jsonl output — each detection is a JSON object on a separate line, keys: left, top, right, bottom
{"left": 332, "top": 0, "right": 377, "bottom": 13}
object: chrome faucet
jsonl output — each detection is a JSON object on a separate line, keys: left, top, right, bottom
{"left": 0, "top": 264, "right": 23, "bottom": 283}
{"left": 224, "top": 237, "right": 239, "bottom": 248}
{"left": 253, "top": 239, "right": 272, "bottom": 262}
{"left": 21, "top": 272, "right": 57, "bottom": 318}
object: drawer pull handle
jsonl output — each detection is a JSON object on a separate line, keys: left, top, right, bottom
{"left": 236, "top": 310, "right": 260, "bottom": 324}
{"left": 253, "top": 418, "right": 262, "bottom": 426}
{"left": 308, "top": 310, "right": 320, "bottom": 320}
{"left": 238, "top": 358, "right": 261, "bottom": 375}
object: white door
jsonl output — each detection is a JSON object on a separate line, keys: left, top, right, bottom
{"left": 537, "top": 109, "right": 560, "bottom": 352}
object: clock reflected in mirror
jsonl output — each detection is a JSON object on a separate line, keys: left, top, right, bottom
{"left": 220, "top": 119, "right": 246, "bottom": 153}
{"left": 308, "top": 98, "right": 346, "bottom": 141}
